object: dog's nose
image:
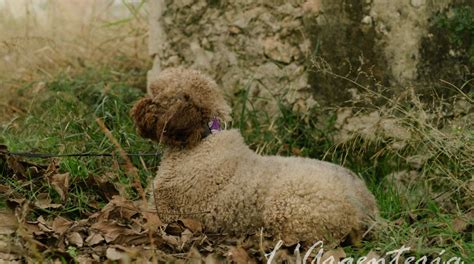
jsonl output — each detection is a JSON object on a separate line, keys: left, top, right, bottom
{"left": 202, "top": 124, "right": 211, "bottom": 138}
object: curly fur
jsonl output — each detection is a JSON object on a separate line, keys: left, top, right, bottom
{"left": 131, "top": 68, "right": 378, "bottom": 245}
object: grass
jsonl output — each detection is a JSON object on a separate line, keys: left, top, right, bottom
{"left": 434, "top": 5, "right": 474, "bottom": 65}
{"left": 1, "top": 64, "right": 160, "bottom": 218}
{"left": 0, "top": 65, "right": 472, "bottom": 261}
{"left": 0, "top": 0, "right": 148, "bottom": 122}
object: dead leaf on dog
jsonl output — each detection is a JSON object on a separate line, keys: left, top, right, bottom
{"left": 49, "top": 173, "right": 69, "bottom": 201}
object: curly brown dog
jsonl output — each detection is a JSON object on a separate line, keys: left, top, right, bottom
{"left": 131, "top": 68, "right": 378, "bottom": 245}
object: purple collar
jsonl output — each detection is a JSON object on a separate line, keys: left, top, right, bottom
{"left": 208, "top": 117, "right": 222, "bottom": 134}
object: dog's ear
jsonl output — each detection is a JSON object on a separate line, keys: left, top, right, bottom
{"left": 130, "top": 94, "right": 211, "bottom": 148}
{"left": 130, "top": 97, "right": 162, "bottom": 141}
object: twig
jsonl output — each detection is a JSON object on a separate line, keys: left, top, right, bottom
{"left": 439, "top": 79, "right": 473, "bottom": 103}
{"left": 1, "top": 150, "right": 160, "bottom": 158}
{"left": 96, "top": 117, "right": 146, "bottom": 201}
{"left": 96, "top": 117, "right": 159, "bottom": 263}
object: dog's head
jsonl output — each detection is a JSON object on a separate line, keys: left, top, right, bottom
{"left": 130, "top": 68, "right": 231, "bottom": 148}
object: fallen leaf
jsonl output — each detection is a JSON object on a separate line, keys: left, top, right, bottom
{"left": 67, "top": 232, "right": 84, "bottom": 247}
{"left": 142, "top": 211, "right": 163, "bottom": 232}
{"left": 227, "top": 246, "right": 254, "bottom": 264}
{"left": 96, "top": 196, "right": 139, "bottom": 221}
{"left": 34, "top": 193, "right": 62, "bottom": 209}
{"left": 91, "top": 253, "right": 101, "bottom": 262}
{"left": 24, "top": 222, "right": 44, "bottom": 236}
{"left": 49, "top": 173, "right": 69, "bottom": 201}
{"left": 90, "top": 221, "right": 129, "bottom": 243}
{"left": 6, "top": 198, "right": 26, "bottom": 210}
{"left": 85, "top": 233, "right": 105, "bottom": 246}
{"left": 90, "top": 221, "right": 147, "bottom": 245}
{"left": 162, "top": 234, "right": 180, "bottom": 248}
{"left": 0, "top": 209, "right": 18, "bottom": 235}
{"left": 37, "top": 215, "right": 53, "bottom": 233}
{"left": 45, "top": 159, "right": 59, "bottom": 174}
{"left": 52, "top": 216, "right": 73, "bottom": 236}
{"left": 106, "top": 247, "right": 130, "bottom": 261}
{"left": 6, "top": 156, "right": 26, "bottom": 178}
{"left": 178, "top": 218, "right": 203, "bottom": 234}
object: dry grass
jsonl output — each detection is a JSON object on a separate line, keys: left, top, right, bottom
{"left": 0, "top": 0, "right": 149, "bottom": 107}
{"left": 0, "top": 0, "right": 149, "bottom": 74}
